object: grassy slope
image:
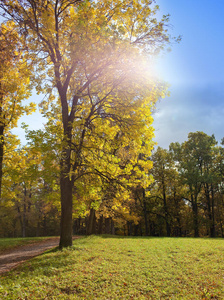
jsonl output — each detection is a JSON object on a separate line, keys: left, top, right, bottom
{"left": 0, "top": 237, "right": 53, "bottom": 254}
{"left": 0, "top": 236, "right": 223, "bottom": 299}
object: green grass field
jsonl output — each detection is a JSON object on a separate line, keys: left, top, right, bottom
{"left": 0, "top": 237, "right": 50, "bottom": 254}
{"left": 0, "top": 236, "right": 223, "bottom": 299}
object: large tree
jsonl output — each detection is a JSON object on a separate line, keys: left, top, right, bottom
{"left": 0, "top": 0, "right": 175, "bottom": 247}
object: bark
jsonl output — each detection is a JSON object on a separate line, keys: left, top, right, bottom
{"left": 59, "top": 124, "right": 74, "bottom": 248}
{"left": 59, "top": 172, "right": 74, "bottom": 248}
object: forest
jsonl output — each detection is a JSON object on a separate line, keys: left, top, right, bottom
{"left": 0, "top": 1, "right": 222, "bottom": 244}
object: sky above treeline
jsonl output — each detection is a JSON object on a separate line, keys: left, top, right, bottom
{"left": 153, "top": 0, "right": 224, "bottom": 148}
{"left": 13, "top": 0, "right": 224, "bottom": 149}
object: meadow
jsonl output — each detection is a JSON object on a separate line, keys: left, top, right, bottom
{"left": 0, "top": 236, "right": 223, "bottom": 299}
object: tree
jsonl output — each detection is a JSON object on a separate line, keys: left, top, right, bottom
{"left": 0, "top": 21, "right": 35, "bottom": 197}
{"left": 0, "top": 0, "right": 175, "bottom": 247}
{"left": 0, "top": 133, "right": 20, "bottom": 237}
{"left": 170, "top": 132, "right": 218, "bottom": 237}
{"left": 215, "top": 140, "right": 224, "bottom": 236}
{"left": 150, "top": 147, "right": 172, "bottom": 236}
{"left": 149, "top": 147, "right": 186, "bottom": 236}
{"left": 1, "top": 127, "right": 61, "bottom": 237}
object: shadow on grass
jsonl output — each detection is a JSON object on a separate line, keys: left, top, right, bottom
{"left": 96, "top": 234, "right": 224, "bottom": 240}
{"left": 96, "top": 234, "right": 168, "bottom": 239}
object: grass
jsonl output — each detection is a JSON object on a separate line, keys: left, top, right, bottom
{"left": 0, "top": 237, "right": 53, "bottom": 254}
{"left": 0, "top": 235, "right": 224, "bottom": 299}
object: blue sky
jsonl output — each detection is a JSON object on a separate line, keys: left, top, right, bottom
{"left": 14, "top": 0, "right": 224, "bottom": 148}
{"left": 153, "top": 0, "right": 224, "bottom": 148}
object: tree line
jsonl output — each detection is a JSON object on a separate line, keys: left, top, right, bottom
{"left": 1, "top": 129, "right": 224, "bottom": 238}
{"left": 148, "top": 132, "right": 224, "bottom": 238}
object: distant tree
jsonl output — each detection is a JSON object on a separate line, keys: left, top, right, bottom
{"left": 148, "top": 147, "right": 186, "bottom": 236}
{"left": 150, "top": 147, "right": 173, "bottom": 236}
{"left": 171, "top": 132, "right": 218, "bottom": 237}
{"left": 1, "top": 127, "right": 61, "bottom": 237}
{"left": 1, "top": 145, "right": 33, "bottom": 237}
{"left": 208, "top": 140, "right": 224, "bottom": 237}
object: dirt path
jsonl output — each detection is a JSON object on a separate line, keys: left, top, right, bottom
{"left": 0, "top": 237, "right": 79, "bottom": 275}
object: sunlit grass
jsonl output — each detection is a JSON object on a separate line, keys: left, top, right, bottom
{"left": 0, "top": 236, "right": 224, "bottom": 299}
{"left": 0, "top": 237, "right": 52, "bottom": 254}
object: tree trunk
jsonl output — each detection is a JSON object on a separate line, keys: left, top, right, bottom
{"left": 22, "top": 206, "right": 26, "bottom": 237}
{"left": 105, "top": 218, "right": 111, "bottom": 234}
{"left": 204, "top": 183, "right": 216, "bottom": 237}
{"left": 98, "top": 215, "right": 104, "bottom": 234}
{"left": 127, "top": 221, "right": 133, "bottom": 236}
{"left": 219, "top": 220, "right": 224, "bottom": 238}
{"left": 0, "top": 125, "right": 4, "bottom": 198}
{"left": 150, "top": 222, "right": 156, "bottom": 236}
{"left": 73, "top": 218, "right": 80, "bottom": 235}
{"left": 216, "top": 197, "right": 224, "bottom": 237}
{"left": 59, "top": 142, "right": 73, "bottom": 247}
{"left": 59, "top": 124, "right": 74, "bottom": 248}
{"left": 210, "top": 184, "right": 216, "bottom": 237}
{"left": 205, "top": 183, "right": 212, "bottom": 237}
{"left": 111, "top": 218, "right": 115, "bottom": 235}
{"left": 142, "top": 189, "right": 149, "bottom": 236}
{"left": 21, "top": 187, "right": 27, "bottom": 237}
{"left": 176, "top": 216, "right": 182, "bottom": 237}
{"left": 134, "top": 224, "right": 139, "bottom": 236}
{"left": 192, "top": 200, "right": 199, "bottom": 237}
{"left": 162, "top": 177, "right": 171, "bottom": 237}
{"left": 87, "top": 208, "right": 96, "bottom": 235}
{"left": 59, "top": 173, "right": 73, "bottom": 248}
{"left": 173, "top": 191, "right": 182, "bottom": 236}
